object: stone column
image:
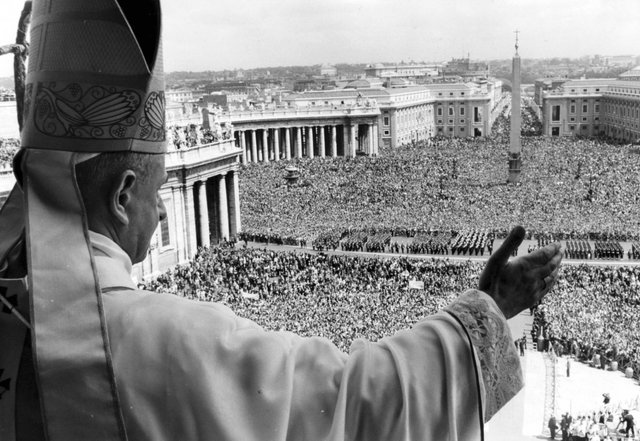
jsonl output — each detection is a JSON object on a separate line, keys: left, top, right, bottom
{"left": 285, "top": 127, "right": 292, "bottom": 160}
{"left": 273, "top": 128, "right": 280, "bottom": 161}
{"left": 296, "top": 127, "right": 303, "bottom": 158}
{"left": 170, "top": 187, "right": 184, "bottom": 262}
{"left": 331, "top": 125, "right": 338, "bottom": 157}
{"left": 251, "top": 130, "right": 257, "bottom": 164}
{"left": 218, "top": 174, "right": 229, "bottom": 241}
{"left": 307, "top": 127, "right": 315, "bottom": 159}
{"left": 368, "top": 123, "right": 374, "bottom": 155}
{"left": 240, "top": 131, "right": 247, "bottom": 164}
{"left": 319, "top": 126, "right": 326, "bottom": 158}
{"left": 262, "top": 129, "right": 269, "bottom": 163}
{"left": 350, "top": 124, "right": 357, "bottom": 158}
{"left": 373, "top": 123, "right": 379, "bottom": 155}
{"left": 197, "top": 180, "right": 210, "bottom": 248}
{"left": 183, "top": 183, "right": 198, "bottom": 258}
{"left": 227, "top": 171, "right": 241, "bottom": 235}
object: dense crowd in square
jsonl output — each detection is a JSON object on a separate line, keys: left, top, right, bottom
{"left": 239, "top": 135, "right": 640, "bottom": 247}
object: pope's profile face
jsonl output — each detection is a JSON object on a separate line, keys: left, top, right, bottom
{"left": 127, "top": 154, "right": 168, "bottom": 264}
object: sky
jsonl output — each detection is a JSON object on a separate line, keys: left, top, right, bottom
{"left": 1, "top": 0, "right": 640, "bottom": 78}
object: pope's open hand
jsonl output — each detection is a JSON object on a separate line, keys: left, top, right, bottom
{"left": 478, "top": 226, "right": 563, "bottom": 319}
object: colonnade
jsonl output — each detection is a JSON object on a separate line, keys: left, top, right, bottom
{"left": 236, "top": 122, "right": 379, "bottom": 164}
{"left": 193, "top": 170, "right": 241, "bottom": 246}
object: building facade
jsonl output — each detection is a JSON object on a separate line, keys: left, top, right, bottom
{"left": 430, "top": 84, "right": 493, "bottom": 138}
{"left": 540, "top": 78, "right": 640, "bottom": 141}
{"left": 601, "top": 82, "right": 640, "bottom": 141}
{"left": 541, "top": 79, "right": 612, "bottom": 137}
{"left": 224, "top": 105, "right": 381, "bottom": 161}
{"left": 281, "top": 83, "right": 496, "bottom": 148}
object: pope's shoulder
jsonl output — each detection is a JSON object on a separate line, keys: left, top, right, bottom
{"left": 102, "top": 288, "right": 263, "bottom": 337}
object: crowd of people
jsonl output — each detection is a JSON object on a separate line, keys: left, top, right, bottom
{"left": 629, "top": 243, "right": 640, "bottom": 260}
{"left": 167, "top": 122, "right": 233, "bottom": 150}
{"left": 239, "top": 136, "right": 640, "bottom": 246}
{"left": 142, "top": 243, "right": 640, "bottom": 381}
{"left": 533, "top": 264, "right": 640, "bottom": 380}
{"left": 489, "top": 96, "right": 543, "bottom": 141}
{"left": 0, "top": 138, "right": 19, "bottom": 168}
{"left": 403, "top": 231, "right": 453, "bottom": 255}
{"left": 551, "top": 409, "right": 636, "bottom": 441}
{"left": 144, "top": 245, "right": 480, "bottom": 352}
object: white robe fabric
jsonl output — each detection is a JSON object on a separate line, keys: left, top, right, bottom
{"left": 91, "top": 233, "right": 522, "bottom": 441}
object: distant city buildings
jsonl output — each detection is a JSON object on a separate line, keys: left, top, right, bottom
{"left": 0, "top": 88, "right": 15, "bottom": 101}
{"left": 365, "top": 63, "right": 439, "bottom": 80}
{"left": 442, "top": 57, "right": 490, "bottom": 81}
{"left": 320, "top": 64, "right": 337, "bottom": 77}
{"left": 165, "top": 73, "right": 502, "bottom": 154}
{"left": 618, "top": 66, "right": 640, "bottom": 82}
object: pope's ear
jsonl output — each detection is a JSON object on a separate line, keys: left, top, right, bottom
{"left": 109, "top": 170, "right": 137, "bottom": 226}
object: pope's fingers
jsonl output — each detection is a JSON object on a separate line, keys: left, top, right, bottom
{"left": 530, "top": 251, "right": 563, "bottom": 280}
{"left": 539, "top": 266, "right": 560, "bottom": 297}
{"left": 488, "top": 226, "right": 526, "bottom": 267}
{"left": 526, "top": 242, "right": 562, "bottom": 265}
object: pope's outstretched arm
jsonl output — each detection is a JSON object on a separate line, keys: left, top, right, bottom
{"left": 101, "top": 226, "right": 562, "bottom": 441}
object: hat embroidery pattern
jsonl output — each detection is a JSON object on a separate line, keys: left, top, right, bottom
{"left": 141, "top": 91, "right": 165, "bottom": 134}
{"left": 33, "top": 82, "right": 165, "bottom": 141}
{"left": 23, "top": 83, "right": 33, "bottom": 123}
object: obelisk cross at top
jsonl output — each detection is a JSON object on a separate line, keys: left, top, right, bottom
{"left": 514, "top": 29, "right": 520, "bottom": 54}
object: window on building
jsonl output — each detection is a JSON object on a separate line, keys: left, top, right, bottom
{"left": 596, "top": 88, "right": 600, "bottom": 92}
{"left": 569, "top": 125, "right": 575, "bottom": 131}
{"left": 474, "top": 107, "right": 481, "bottom": 123}
{"left": 570, "top": 105, "right": 576, "bottom": 114}
{"left": 582, "top": 117, "right": 587, "bottom": 122}
{"left": 583, "top": 89, "right": 587, "bottom": 92}
{"left": 460, "top": 107, "right": 465, "bottom": 116}
{"left": 460, "top": 119, "right": 465, "bottom": 124}
{"left": 595, "top": 104, "right": 600, "bottom": 113}
{"left": 582, "top": 104, "right": 588, "bottom": 113}
{"left": 437, "top": 107, "right": 443, "bottom": 116}
{"left": 448, "top": 107, "right": 454, "bottom": 116}
{"left": 448, "top": 119, "right": 454, "bottom": 124}
{"left": 460, "top": 127, "right": 465, "bottom": 132}
{"left": 552, "top": 105, "right": 560, "bottom": 122}
{"left": 461, "top": 92, "right": 465, "bottom": 96}
{"left": 383, "top": 130, "right": 390, "bottom": 136}
{"left": 570, "top": 117, "right": 575, "bottom": 122}
{"left": 160, "top": 216, "right": 171, "bottom": 247}
{"left": 581, "top": 126, "right": 587, "bottom": 130}
{"left": 437, "top": 119, "right": 443, "bottom": 124}
{"left": 438, "top": 127, "right": 443, "bottom": 132}
{"left": 448, "top": 127, "right": 454, "bottom": 132}
{"left": 383, "top": 116, "right": 390, "bottom": 126}
{"left": 594, "top": 125, "right": 599, "bottom": 131}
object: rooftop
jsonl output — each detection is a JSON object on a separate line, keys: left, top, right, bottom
{"left": 561, "top": 78, "right": 618, "bottom": 87}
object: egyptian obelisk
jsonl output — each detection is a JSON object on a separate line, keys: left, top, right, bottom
{"left": 508, "top": 31, "right": 522, "bottom": 183}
